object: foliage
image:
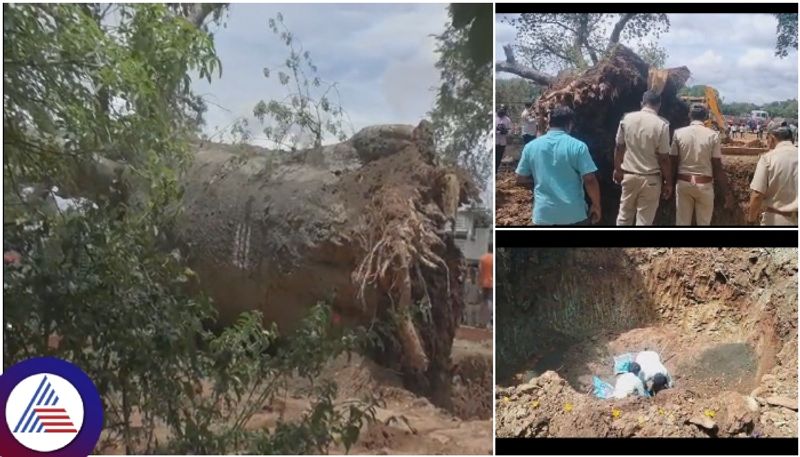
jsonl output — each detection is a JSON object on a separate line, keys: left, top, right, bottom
{"left": 495, "top": 78, "right": 542, "bottom": 120}
{"left": 721, "top": 99, "right": 798, "bottom": 120}
{"left": 429, "top": 3, "right": 493, "bottom": 188}
{"left": 254, "top": 13, "right": 353, "bottom": 150}
{"left": 4, "top": 3, "right": 376, "bottom": 454}
{"left": 450, "top": 3, "right": 493, "bottom": 70}
{"left": 760, "top": 99, "right": 798, "bottom": 120}
{"left": 504, "top": 13, "right": 669, "bottom": 73}
{"left": 679, "top": 85, "right": 721, "bottom": 101}
{"left": 774, "top": 13, "right": 798, "bottom": 58}
{"left": 636, "top": 41, "right": 668, "bottom": 68}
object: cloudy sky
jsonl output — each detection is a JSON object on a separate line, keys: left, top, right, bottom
{"left": 192, "top": 3, "right": 447, "bottom": 145}
{"left": 496, "top": 13, "right": 798, "bottom": 104}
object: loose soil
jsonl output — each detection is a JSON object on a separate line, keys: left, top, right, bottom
{"left": 496, "top": 248, "right": 797, "bottom": 438}
{"left": 97, "top": 327, "right": 493, "bottom": 454}
{"left": 496, "top": 142, "right": 761, "bottom": 226}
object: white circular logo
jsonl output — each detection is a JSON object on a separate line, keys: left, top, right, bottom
{"left": 5, "top": 373, "right": 85, "bottom": 452}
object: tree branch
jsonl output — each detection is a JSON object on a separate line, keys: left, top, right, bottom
{"left": 577, "top": 15, "right": 599, "bottom": 65}
{"left": 495, "top": 44, "right": 555, "bottom": 86}
{"left": 183, "top": 3, "right": 225, "bottom": 29}
{"left": 608, "top": 13, "right": 636, "bottom": 49}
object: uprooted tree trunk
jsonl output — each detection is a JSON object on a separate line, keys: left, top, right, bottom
{"left": 173, "top": 121, "right": 476, "bottom": 401}
{"left": 499, "top": 44, "right": 748, "bottom": 225}
{"left": 50, "top": 121, "right": 475, "bottom": 402}
{"left": 531, "top": 45, "right": 691, "bottom": 225}
{"left": 532, "top": 45, "right": 752, "bottom": 225}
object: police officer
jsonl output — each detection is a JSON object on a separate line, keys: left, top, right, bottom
{"left": 748, "top": 122, "right": 798, "bottom": 226}
{"left": 669, "top": 104, "right": 734, "bottom": 225}
{"left": 613, "top": 90, "right": 673, "bottom": 225}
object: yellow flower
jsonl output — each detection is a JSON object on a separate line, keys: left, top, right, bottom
{"left": 502, "top": 397, "right": 510, "bottom": 404}
{"left": 564, "top": 402, "right": 573, "bottom": 412}
{"left": 611, "top": 408, "right": 622, "bottom": 419}
{"left": 658, "top": 408, "right": 665, "bottom": 415}
{"left": 638, "top": 415, "right": 646, "bottom": 424}
{"left": 530, "top": 400, "right": 540, "bottom": 409}
{"left": 704, "top": 409, "right": 716, "bottom": 418}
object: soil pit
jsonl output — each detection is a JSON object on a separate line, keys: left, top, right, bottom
{"left": 496, "top": 248, "right": 797, "bottom": 438}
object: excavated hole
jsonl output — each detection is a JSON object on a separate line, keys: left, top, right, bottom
{"left": 497, "top": 248, "right": 797, "bottom": 438}
{"left": 498, "top": 248, "right": 784, "bottom": 397}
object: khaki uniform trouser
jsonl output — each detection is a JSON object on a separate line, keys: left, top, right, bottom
{"left": 761, "top": 211, "right": 798, "bottom": 226}
{"left": 675, "top": 180, "right": 714, "bottom": 226}
{"left": 616, "top": 174, "right": 661, "bottom": 226}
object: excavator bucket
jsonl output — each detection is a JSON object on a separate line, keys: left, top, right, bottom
{"left": 647, "top": 68, "right": 670, "bottom": 95}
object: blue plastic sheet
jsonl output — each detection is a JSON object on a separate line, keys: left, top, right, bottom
{"left": 613, "top": 352, "right": 636, "bottom": 375}
{"left": 592, "top": 376, "right": 615, "bottom": 399}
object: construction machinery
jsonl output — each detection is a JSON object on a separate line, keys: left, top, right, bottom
{"left": 680, "top": 85, "right": 729, "bottom": 140}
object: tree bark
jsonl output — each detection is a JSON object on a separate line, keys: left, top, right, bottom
{"left": 608, "top": 13, "right": 636, "bottom": 49}
{"left": 183, "top": 3, "right": 224, "bottom": 29}
{"left": 577, "top": 15, "right": 599, "bottom": 65}
{"left": 495, "top": 44, "right": 555, "bottom": 87}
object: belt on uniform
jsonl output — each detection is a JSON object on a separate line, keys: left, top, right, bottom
{"left": 677, "top": 174, "right": 713, "bottom": 184}
{"left": 622, "top": 170, "right": 661, "bottom": 176}
{"left": 765, "top": 207, "right": 798, "bottom": 217}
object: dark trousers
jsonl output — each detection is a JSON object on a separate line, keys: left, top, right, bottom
{"left": 495, "top": 144, "right": 506, "bottom": 171}
{"left": 522, "top": 134, "right": 536, "bottom": 145}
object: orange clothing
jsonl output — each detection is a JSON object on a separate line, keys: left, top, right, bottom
{"left": 479, "top": 253, "right": 493, "bottom": 289}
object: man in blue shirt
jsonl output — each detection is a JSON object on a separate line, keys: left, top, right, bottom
{"left": 515, "top": 106, "right": 602, "bottom": 225}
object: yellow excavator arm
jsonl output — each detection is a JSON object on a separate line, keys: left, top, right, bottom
{"left": 704, "top": 86, "right": 728, "bottom": 135}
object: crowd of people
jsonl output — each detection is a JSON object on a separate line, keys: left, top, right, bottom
{"left": 496, "top": 92, "right": 798, "bottom": 226}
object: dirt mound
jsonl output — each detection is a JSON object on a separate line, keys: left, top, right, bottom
{"left": 496, "top": 248, "right": 797, "bottom": 437}
{"left": 745, "top": 139, "right": 767, "bottom": 148}
{"left": 496, "top": 153, "right": 757, "bottom": 227}
{"left": 318, "top": 336, "right": 492, "bottom": 454}
{"left": 495, "top": 166, "right": 532, "bottom": 226}
{"left": 176, "top": 121, "right": 477, "bottom": 398}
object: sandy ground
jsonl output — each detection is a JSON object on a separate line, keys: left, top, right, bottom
{"left": 97, "top": 327, "right": 493, "bottom": 455}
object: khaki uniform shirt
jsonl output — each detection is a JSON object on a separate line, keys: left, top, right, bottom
{"left": 750, "top": 141, "right": 798, "bottom": 212}
{"left": 669, "top": 121, "right": 722, "bottom": 176}
{"left": 616, "top": 107, "right": 671, "bottom": 175}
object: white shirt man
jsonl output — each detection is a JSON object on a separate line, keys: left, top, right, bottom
{"left": 635, "top": 351, "right": 673, "bottom": 388}
{"left": 613, "top": 372, "right": 646, "bottom": 399}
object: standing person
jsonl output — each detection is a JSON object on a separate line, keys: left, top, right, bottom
{"left": 521, "top": 102, "right": 538, "bottom": 146}
{"left": 495, "top": 105, "right": 512, "bottom": 171}
{"left": 478, "top": 245, "right": 493, "bottom": 329}
{"left": 669, "top": 104, "right": 734, "bottom": 225}
{"left": 613, "top": 90, "right": 673, "bottom": 226}
{"left": 756, "top": 123, "right": 763, "bottom": 140}
{"left": 515, "top": 106, "right": 602, "bottom": 226}
{"left": 748, "top": 122, "right": 798, "bottom": 226}
{"left": 730, "top": 123, "right": 737, "bottom": 139}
